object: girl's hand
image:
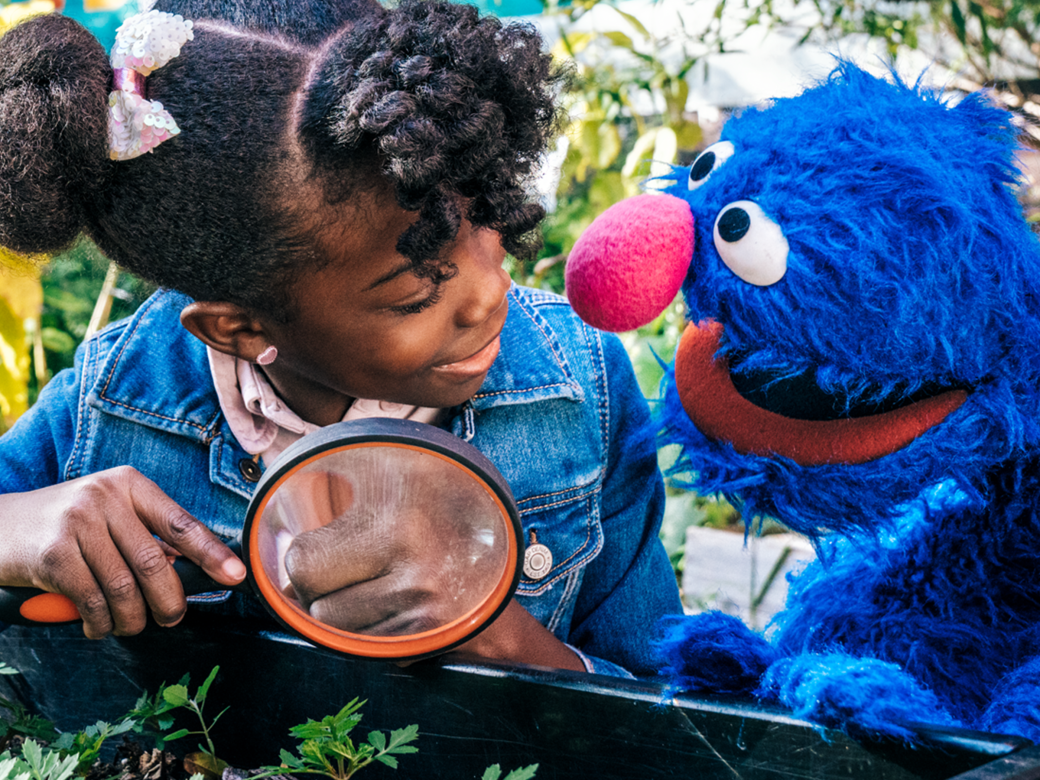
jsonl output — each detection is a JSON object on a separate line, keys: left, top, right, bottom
{"left": 0, "top": 466, "right": 246, "bottom": 639}
{"left": 283, "top": 498, "right": 459, "bottom": 635}
{"left": 445, "top": 598, "right": 585, "bottom": 672}
{"left": 272, "top": 462, "right": 505, "bottom": 637}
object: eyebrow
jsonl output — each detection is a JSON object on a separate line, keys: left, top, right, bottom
{"left": 366, "top": 260, "right": 415, "bottom": 290}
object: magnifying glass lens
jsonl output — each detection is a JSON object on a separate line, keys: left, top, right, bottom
{"left": 255, "top": 445, "right": 509, "bottom": 638}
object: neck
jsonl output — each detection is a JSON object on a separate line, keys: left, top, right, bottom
{"left": 258, "top": 365, "right": 353, "bottom": 427}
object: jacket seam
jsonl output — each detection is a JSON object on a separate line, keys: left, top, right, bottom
{"left": 507, "top": 287, "right": 574, "bottom": 380}
{"left": 66, "top": 335, "right": 99, "bottom": 481}
{"left": 517, "top": 485, "right": 598, "bottom": 512}
{"left": 96, "top": 296, "right": 215, "bottom": 435}
{"left": 473, "top": 383, "right": 575, "bottom": 400}
{"left": 546, "top": 568, "right": 581, "bottom": 633}
{"left": 583, "top": 324, "right": 610, "bottom": 460}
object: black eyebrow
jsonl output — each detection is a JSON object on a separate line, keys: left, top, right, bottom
{"left": 366, "top": 260, "right": 415, "bottom": 290}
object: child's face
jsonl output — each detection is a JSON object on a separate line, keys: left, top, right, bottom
{"left": 263, "top": 188, "right": 511, "bottom": 421}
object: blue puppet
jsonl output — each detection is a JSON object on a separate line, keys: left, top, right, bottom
{"left": 564, "top": 61, "right": 1040, "bottom": 741}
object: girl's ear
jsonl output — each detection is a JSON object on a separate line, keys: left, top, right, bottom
{"left": 180, "top": 301, "right": 272, "bottom": 362}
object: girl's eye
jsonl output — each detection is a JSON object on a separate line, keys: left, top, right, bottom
{"left": 391, "top": 287, "right": 443, "bottom": 315}
{"left": 713, "top": 200, "right": 789, "bottom": 286}
{"left": 688, "top": 141, "right": 735, "bottom": 191}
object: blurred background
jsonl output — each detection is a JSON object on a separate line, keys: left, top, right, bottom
{"left": 3, "top": 0, "right": 1040, "bottom": 629}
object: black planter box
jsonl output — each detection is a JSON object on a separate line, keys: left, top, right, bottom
{"left": 0, "top": 613, "right": 1037, "bottom": 780}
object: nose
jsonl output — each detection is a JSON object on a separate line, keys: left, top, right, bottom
{"left": 453, "top": 230, "right": 511, "bottom": 329}
{"left": 565, "top": 194, "right": 695, "bottom": 333}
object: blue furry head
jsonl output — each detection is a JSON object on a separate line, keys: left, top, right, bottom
{"left": 646, "top": 62, "right": 1040, "bottom": 537}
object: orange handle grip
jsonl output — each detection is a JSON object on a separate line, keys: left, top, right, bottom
{"left": 0, "top": 555, "right": 243, "bottom": 626}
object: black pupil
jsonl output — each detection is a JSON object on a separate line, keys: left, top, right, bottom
{"left": 690, "top": 151, "right": 716, "bottom": 182}
{"left": 717, "top": 207, "right": 751, "bottom": 242}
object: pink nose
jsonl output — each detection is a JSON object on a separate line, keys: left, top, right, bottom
{"left": 565, "top": 194, "right": 695, "bottom": 333}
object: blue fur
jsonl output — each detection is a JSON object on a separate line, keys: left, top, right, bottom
{"left": 655, "top": 611, "right": 778, "bottom": 695}
{"left": 644, "top": 63, "right": 1040, "bottom": 740}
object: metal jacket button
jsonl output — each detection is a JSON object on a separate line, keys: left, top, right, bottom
{"left": 523, "top": 530, "right": 553, "bottom": 580}
{"left": 238, "top": 457, "right": 262, "bottom": 483}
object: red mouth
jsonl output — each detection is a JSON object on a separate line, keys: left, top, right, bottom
{"left": 674, "top": 321, "right": 968, "bottom": 466}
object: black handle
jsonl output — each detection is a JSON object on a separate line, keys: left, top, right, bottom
{"left": 0, "top": 552, "right": 245, "bottom": 626}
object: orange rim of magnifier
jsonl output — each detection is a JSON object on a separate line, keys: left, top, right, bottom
{"left": 245, "top": 441, "right": 520, "bottom": 661}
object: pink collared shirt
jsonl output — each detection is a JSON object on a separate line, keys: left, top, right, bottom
{"left": 207, "top": 347, "right": 442, "bottom": 466}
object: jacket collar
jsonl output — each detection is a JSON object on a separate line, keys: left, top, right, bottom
{"left": 88, "top": 285, "right": 583, "bottom": 439}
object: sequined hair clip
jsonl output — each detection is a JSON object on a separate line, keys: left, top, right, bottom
{"left": 107, "top": 10, "right": 194, "bottom": 161}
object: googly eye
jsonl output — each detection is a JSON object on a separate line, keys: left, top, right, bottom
{"left": 687, "top": 141, "right": 735, "bottom": 191}
{"left": 713, "top": 200, "right": 789, "bottom": 286}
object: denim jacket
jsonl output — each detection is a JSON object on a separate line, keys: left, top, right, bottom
{"left": 0, "top": 285, "right": 681, "bottom": 677}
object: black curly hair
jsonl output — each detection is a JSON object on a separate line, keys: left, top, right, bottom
{"left": 0, "top": 0, "right": 564, "bottom": 317}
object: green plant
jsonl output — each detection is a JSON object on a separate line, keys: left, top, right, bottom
{"left": 0, "top": 667, "right": 60, "bottom": 753}
{"left": 159, "top": 666, "right": 229, "bottom": 777}
{"left": 254, "top": 699, "right": 418, "bottom": 780}
{"left": 50, "top": 719, "right": 136, "bottom": 776}
{"left": 481, "top": 764, "right": 539, "bottom": 780}
{"left": 0, "top": 740, "right": 80, "bottom": 780}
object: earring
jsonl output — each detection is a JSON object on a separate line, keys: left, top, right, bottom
{"left": 256, "top": 346, "right": 278, "bottom": 366}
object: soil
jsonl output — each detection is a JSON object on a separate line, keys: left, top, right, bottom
{"left": 82, "top": 738, "right": 290, "bottom": 780}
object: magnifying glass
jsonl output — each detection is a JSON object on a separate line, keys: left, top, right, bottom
{"left": 0, "top": 419, "right": 524, "bottom": 662}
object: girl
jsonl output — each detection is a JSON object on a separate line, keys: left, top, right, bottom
{"left": 0, "top": 0, "right": 681, "bottom": 677}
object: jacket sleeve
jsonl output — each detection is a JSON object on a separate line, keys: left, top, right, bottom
{"left": 0, "top": 360, "right": 82, "bottom": 494}
{"left": 566, "top": 332, "right": 684, "bottom": 677}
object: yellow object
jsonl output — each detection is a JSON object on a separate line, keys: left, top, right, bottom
{"left": 0, "top": 0, "right": 56, "bottom": 37}
{"left": 0, "top": 264, "right": 43, "bottom": 431}
{"left": 83, "top": 0, "right": 131, "bottom": 11}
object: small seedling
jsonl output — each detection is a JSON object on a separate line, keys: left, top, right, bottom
{"left": 254, "top": 698, "right": 418, "bottom": 780}
{"left": 50, "top": 718, "right": 136, "bottom": 775}
{"left": 159, "top": 666, "right": 229, "bottom": 777}
{"left": 0, "top": 666, "right": 59, "bottom": 752}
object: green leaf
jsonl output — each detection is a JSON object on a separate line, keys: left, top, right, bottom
{"left": 503, "top": 764, "right": 540, "bottom": 780}
{"left": 162, "top": 685, "right": 190, "bottom": 708}
{"left": 384, "top": 724, "right": 419, "bottom": 753}
{"left": 278, "top": 749, "right": 304, "bottom": 769}
{"left": 163, "top": 728, "right": 191, "bottom": 741}
{"left": 367, "top": 731, "right": 386, "bottom": 752}
{"left": 611, "top": 6, "right": 650, "bottom": 38}
{"left": 196, "top": 666, "right": 220, "bottom": 705}
{"left": 374, "top": 754, "right": 399, "bottom": 769}
{"left": 600, "top": 30, "right": 634, "bottom": 49}
{"left": 482, "top": 766, "right": 503, "bottom": 780}
{"left": 949, "top": 0, "right": 967, "bottom": 43}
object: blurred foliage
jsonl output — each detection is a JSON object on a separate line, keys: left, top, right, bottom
{"left": 0, "top": 241, "right": 155, "bottom": 410}
{"left": 35, "top": 242, "right": 155, "bottom": 393}
{"left": 0, "top": 0, "right": 55, "bottom": 36}
{"left": 722, "top": 0, "right": 1040, "bottom": 133}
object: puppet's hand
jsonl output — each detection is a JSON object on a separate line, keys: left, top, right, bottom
{"left": 0, "top": 466, "right": 245, "bottom": 638}
{"left": 761, "top": 653, "right": 961, "bottom": 739}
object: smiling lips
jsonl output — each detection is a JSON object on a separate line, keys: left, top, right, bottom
{"left": 433, "top": 336, "right": 502, "bottom": 381}
{"left": 675, "top": 321, "right": 968, "bottom": 466}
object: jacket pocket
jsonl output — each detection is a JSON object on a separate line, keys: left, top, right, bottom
{"left": 514, "top": 477, "right": 604, "bottom": 630}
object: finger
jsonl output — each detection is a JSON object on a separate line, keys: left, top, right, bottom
{"left": 79, "top": 532, "right": 152, "bottom": 636}
{"left": 308, "top": 575, "right": 443, "bottom": 635}
{"left": 101, "top": 505, "right": 187, "bottom": 629}
{"left": 283, "top": 506, "right": 395, "bottom": 599}
{"left": 125, "top": 470, "right": 246, "bottom": 586}
{"left": 38, "top": 548, "right": 114, "bottom": 639}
